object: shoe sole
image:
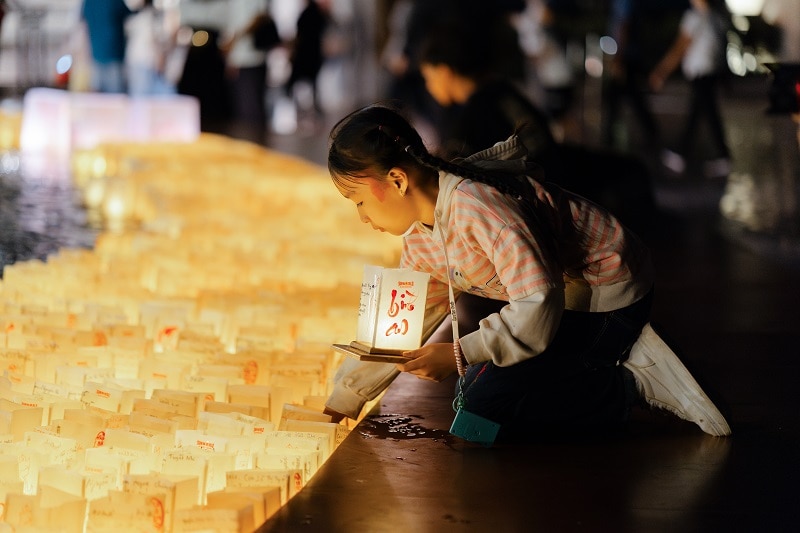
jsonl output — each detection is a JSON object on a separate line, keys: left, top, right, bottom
{"left": 625, "top": 323, "right": 732, "bottom": 437}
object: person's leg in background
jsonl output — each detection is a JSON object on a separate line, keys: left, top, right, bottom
{"left": 696, "top": 74, "right": 732, "bottom": 177}
{"left": 229, "top": 63, "right": 268, "bottom": 143}
{"left": 92, "top": 61, "right": 126, "bottom": 93}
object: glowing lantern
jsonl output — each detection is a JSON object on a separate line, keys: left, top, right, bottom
{"left": 349, "top": 265, "right": 429, "bottom": 355}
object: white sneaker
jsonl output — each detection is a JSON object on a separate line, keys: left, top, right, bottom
{"left": 623, "top": 323, "right": 732, "bottom": 437}
{"left": 661, "top": 149, "right": 686, "bottom": 174}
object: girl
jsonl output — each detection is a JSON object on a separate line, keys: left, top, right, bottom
{"left": 323, "top": 103, "right": 730, "bottom": 442}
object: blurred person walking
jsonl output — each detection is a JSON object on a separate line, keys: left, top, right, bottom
{"left": 221, "top": 0, "right": 274, "bottom": 143}
{"left": 649, "top": 0, "right": 733, "bottom": 178}
{"left": 513, "top": 0, "right": 578, "bottom": 142}
{"left": 285, "top": 0, "right": 329, "bottom": 129}
{"left": 124, "top": 0, "right": 179, "bottom": 96}
{"left": 380, "top": 0, "right": 432, "bottom": 121}
{"left": 80, "top": 0, "right": 134, "bottom": 93}
{"left": 600, "top": 0, "right": 667, "bottom": 154}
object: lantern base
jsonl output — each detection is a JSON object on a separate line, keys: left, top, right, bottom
{"left": 332, "top": 343, "right": 412, "bottom": 363}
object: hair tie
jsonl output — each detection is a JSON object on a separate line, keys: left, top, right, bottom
{"left": 377, "top": 124, "right": 403, "bottom": 145}
{"left": 378, "top": 125, "right": 414, "bottom": 155}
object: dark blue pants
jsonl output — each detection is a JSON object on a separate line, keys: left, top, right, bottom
{"left": 458, "top": 289, "right": 653, "bottom": 442}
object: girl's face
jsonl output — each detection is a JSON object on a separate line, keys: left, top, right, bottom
{"left": 335, "top": 171, "right": 416, "bottom": 236}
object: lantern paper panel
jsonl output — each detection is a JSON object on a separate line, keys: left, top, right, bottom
{"left": 352, "top": 266, "right": 429, "bottom": 354}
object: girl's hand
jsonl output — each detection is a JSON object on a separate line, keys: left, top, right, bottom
{"left": 397, "top": 343, "right": 458, "bottom": 382}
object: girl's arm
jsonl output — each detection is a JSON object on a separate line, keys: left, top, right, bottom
{"left": 324, "top": 356, "right": 400, "bottom": 420}
{"left": 323, "top": 278, "right": 451, "bottom": 420}
{"left": 459, "top": 288, "right": 564, "bottom": 366}
{"left": 398, "top": 287, "right": 564, "bottom": 381}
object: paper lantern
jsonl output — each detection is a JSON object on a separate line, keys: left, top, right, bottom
{"left": 333, "top": 266, "right": 429, "bottom": 362}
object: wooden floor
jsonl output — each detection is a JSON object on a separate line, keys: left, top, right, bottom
{"left": 255, "top": 75, "right": 800, "bottom": 532}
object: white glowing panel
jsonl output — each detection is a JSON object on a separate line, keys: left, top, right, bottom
{"left": 70, "top": 92, "right": 131, "bottom": 151}
{"left": 129, "top": 96, "right": 201, "bottom": 143}
{"left": 19, "top": 88, "right": 201, "bottom": 158}
{"left": 354, "top": 266, "right": 429, "bottom": 353}
{"left": 19, "top": 88, "right": 72, "bottom": 160}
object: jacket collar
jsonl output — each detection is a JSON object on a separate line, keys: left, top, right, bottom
{"left": 428, "top": 135, "right": 532, "bottom": 240}
{"left": 463, "top": 134, "right": 529, "bottom": 166}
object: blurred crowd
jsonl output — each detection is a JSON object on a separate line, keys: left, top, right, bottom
{"left": 68, "top": 0, "right": 332, "bottom": 143}
{"left": 0, "top": 0, "right": 796, "bottom": 180}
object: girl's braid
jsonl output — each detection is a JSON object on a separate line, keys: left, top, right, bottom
{"left": 375, "top": 124, "right": 530, "bottom": 200}
{"left": 398, "top": 140, "right": 560, "bottom": 261}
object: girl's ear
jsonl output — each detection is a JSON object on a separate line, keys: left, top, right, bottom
{"left": 387, "top": 167, "right": 409, "bottom": 196}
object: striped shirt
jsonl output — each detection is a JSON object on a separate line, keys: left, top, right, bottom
{"left": 402, "top": 172, "right": 653, "bottom": 341}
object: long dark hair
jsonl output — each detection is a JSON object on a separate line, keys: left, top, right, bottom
{"left": 327, "top": 103, "right": 430, "bottom": 189}
{"left": 327, "top": 104, "right": 559, "bottom": 257}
